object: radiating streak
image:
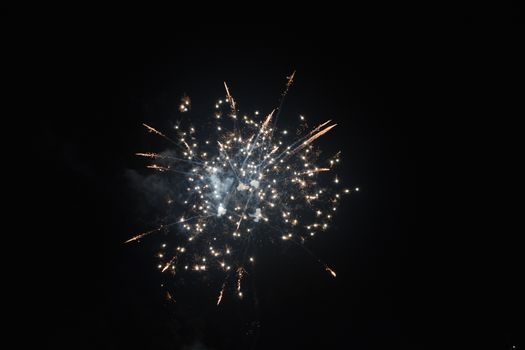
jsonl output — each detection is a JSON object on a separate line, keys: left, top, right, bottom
{"left": 125, "top": 226, "right": 164, "bottom": 243}
{"left": 136, "top": 153, "right": 203, "bottom": 165}
{"left": 217, "top": 283, "right": 225, "bottom": 306}
{"left": 273, "top": 70, "right": 296, "bottom": 128}
{"left": 135, "top": 152, "right": 158, "bottom": 158}
{"left": 143, "top": 124, "right": 196, "bottom": 158}
{"left": 147, "top": 164, "right": 194, "bottom": 176}
{"left": 125, "top": 215, "right": 207, "bottom": 243}
{"left": 162, "top": 256, "right": 177, "bottom": 272}
{"left": 309, "top": 120, "right": 333, "bottom": 135}
{"left": 147, "top": 164, "right": 170, "bottom": 172}
{"left": 235, "top": 193, "right": 254, "bottom": 231}
{"left": 143, "top": 123, "right": 178, "bottom": 145}
{"left": 217, "top": 142, "right": 240, "bottom": 180}
{"left": 287, "top": 237, "right": 338, "bottom": 279}
{"left": 286, "top": 70, "right": 296, "bottom": 89}
{"left": 261, "top": 110, "right": 274, "bottom": 130}
{"left": 266, "top": 120, "right": 335, "bottom": 168}
{"left": 241, "top": 110, "right": 274, "bottom": 169}
{"left": 289, "top": 123, "right": 337, "bottom": 155}
{"left": 299, "top": 168, "right": 330, "bottom": 175}
{"left": 224, "top": 82, "right": 236, "bottom": 113}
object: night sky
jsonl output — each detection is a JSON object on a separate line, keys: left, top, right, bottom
{"left": 7, "top": 7, "right": 522, "bottom": 350}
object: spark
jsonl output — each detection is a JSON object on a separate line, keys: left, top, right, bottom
{"left": 217, "top": 283, "right": 225, "bottom": 306}
{"left": 165, "top": 291, "right": 175, "bottom": 303}
{"left": 237, "top": 267, "right": 244, "bottom": 298}
{"left": 325, "top": 267, "right": 337, "bottom": 278}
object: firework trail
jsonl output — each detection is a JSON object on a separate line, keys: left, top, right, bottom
{"left": 127, "top": 73, "right": 359, "bottom": 303}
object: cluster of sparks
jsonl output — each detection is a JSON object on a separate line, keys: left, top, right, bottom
{"left": 127, "top": 72, "right": 359, "bottom": 305}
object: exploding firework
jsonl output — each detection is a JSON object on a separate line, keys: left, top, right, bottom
{"left": 127, "top": 73, "right": 359, "bottom": 304}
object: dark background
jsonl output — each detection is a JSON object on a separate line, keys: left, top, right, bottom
{"left": 5, "top": 6, "right": 522, "bottom": 350}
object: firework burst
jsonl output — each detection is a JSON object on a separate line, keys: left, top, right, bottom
{"left": 127, "top": 72, "right": 359, "bottom": 304}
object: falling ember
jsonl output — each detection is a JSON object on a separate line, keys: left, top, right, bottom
{"left": 127, "top": 73, "right": 358, "bottom": 303}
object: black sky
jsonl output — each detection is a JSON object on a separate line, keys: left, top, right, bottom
{"left": 6, "top": 6, "right": 522, "bottom": 350}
